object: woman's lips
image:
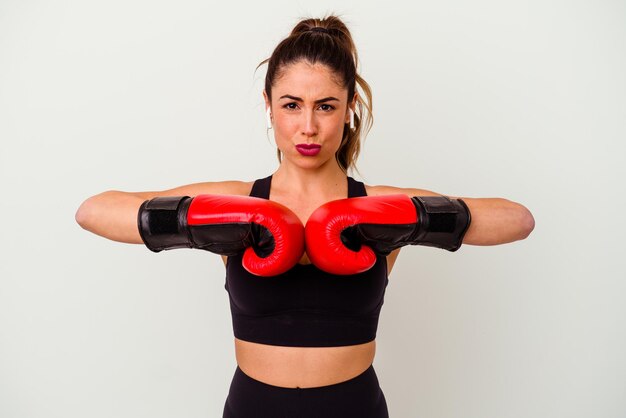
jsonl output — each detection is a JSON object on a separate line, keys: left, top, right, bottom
{"left": 296, "top": 144, "right": 321, "bottom": 156}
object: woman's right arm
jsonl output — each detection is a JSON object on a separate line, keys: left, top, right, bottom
{"left": 74, "top": 181, "right": 253, "bottom": 244}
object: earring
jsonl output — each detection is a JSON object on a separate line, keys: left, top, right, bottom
{"left": 266, "top": 108, "right": 273, "bottom": 129}
{"left": 349, "top": 109, "right": 355, "bottom": 130}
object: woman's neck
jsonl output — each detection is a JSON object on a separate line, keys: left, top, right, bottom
{"left": 271, "top": 161, "right": 348, "bottom": 200}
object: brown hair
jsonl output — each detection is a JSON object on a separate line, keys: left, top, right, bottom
{"left": 256, "top": 15, "right": 373, "bottom": 174}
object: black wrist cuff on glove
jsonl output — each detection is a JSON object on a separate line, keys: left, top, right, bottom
{"left": 409, "top": 196, "right": 472, "bottom": 252}
{"left": 137, "top": 196, "right": 193, "bottom": 252}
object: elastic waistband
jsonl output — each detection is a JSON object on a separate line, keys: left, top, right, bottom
{"left": 234, "top": 364, "right": 376, "bottom": 392}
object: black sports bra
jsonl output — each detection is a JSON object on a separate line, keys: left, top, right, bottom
{"left": 224, "top": 175, "right": 389, "bottom": 347}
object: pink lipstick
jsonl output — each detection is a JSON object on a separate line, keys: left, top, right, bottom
{"left": 296, "top": 144, "right": 321, "bottom": 156}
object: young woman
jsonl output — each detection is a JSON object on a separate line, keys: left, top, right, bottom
{"left": 76, "top": 15, "right": 534, "bottom": 418}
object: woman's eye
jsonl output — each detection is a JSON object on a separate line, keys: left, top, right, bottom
{"left": 283, "top": 103, "right": 334, "bottom": 111}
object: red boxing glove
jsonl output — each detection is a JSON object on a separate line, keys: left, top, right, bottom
{"left": 138, "top": 194, "right": 304, "bottom": 276}
{"left": 305, "top": 194, "right": 471, "bottom": 275}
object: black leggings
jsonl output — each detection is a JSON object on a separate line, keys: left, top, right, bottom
{"left": 222, "top": 364, "right": 389, "bottom": 418}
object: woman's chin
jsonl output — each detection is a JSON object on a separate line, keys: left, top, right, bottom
{"left": 284, "top": 155, "right": 336, "bottom": 171}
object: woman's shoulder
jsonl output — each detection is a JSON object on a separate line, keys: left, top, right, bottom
{"left": 190, "top": 180, "right": 255, "bottom": 196}
{"left": 136, "top": 180, "right": 254, "bottom": 199}
{"left": 364, "top": 183, "right": 442, "bottom": 197}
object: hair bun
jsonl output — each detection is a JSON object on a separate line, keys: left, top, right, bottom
{"left": 308, "top": 26, "right": 331, "bottom": 35}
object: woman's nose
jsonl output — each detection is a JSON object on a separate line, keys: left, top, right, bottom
{"left": 301, "top": 111, "right": 318, "bottom": 137}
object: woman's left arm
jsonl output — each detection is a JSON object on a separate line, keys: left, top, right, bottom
{"left": 450, "top": 196, "right": 535, "bottom": 246}
{"left": 367, "top": 185, "right": 535, "bottom": 246}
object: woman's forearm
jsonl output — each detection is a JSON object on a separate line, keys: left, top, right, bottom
{"left": 460, "top": 197, "right": 535, "bottom": 246}
{"left": 75, "top": 190, "right": 147, "bottom": 244}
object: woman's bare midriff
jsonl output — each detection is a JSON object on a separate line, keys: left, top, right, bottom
{"left": 234, "top": 338, "right": 376, "bottom": 389}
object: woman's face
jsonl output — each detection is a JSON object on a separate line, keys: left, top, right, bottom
{"left": 265, "top": 61, "right": 353, "bottom": 170}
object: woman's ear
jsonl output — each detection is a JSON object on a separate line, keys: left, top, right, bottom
{"left": 350, "top": 92, "right": 358, "bottom": 111}
{"left": 348, "top": 93, "right": 358, "bottom": 130}
{"left": 263, "top": 90, "right": 273, "bottom": 129}
{"left": 348, "top": 92, "right": 359, "bottom": 111}
{"left": 345, "top": 93, "right": 358, "bottom": 124}
{"left": 263, "top": 90, "right": 271, "bottom": 110}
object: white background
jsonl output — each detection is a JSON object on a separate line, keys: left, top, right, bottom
{"left": 1, "top": 1, "right": 625, "bottom": 417}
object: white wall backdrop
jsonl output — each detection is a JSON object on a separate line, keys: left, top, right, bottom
{"left": 1, "top": 1, "right": 624, "bottom": 417}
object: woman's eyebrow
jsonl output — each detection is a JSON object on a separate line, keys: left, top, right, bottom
{"left": 279, "top": 95, "right": 340, "bottom": 104}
